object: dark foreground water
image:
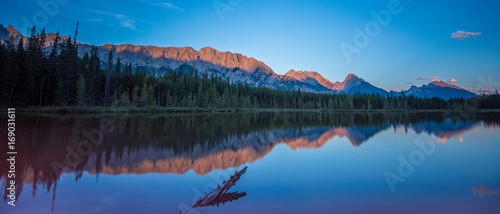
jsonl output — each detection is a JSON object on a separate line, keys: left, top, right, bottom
{"left": 1, "top": 112, "right": 500, "bottom": 214}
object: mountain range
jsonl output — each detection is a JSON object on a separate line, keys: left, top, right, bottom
{"left": 0, "top": 24, "right": 477, "bottom": 99}
{"left": 401, "top": 81, "right": 478, "bottom": 100}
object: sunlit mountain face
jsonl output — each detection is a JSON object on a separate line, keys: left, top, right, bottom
{"left": 1, "top": 112, "right": 499, "bottom": 212}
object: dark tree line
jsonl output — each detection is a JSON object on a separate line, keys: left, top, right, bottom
{"left": 1, "top": 25, "right": 499, "bottom": 110}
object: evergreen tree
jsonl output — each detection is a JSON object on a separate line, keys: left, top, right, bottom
{"left": 76, "top": 74, "right": 86, "bottom": 107}
{"left": 197, "top": 82, "right": 206, "bottom": 108}
{"left": 131, "top": 86, "right": 139, "bottom": 106}
{"left": 119, "top": 90, "right": 130, "bottom": 106}
{"left": 104, "top": 51, "right": 114, "bottom": 105}
{"left": 55, "top": 78, "right": 64, "bottom": 106}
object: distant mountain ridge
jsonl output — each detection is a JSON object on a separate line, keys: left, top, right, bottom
{"left": 284, "top": 70, "right": 388, "bottom": 95}
{"left": 0, "top": 24, "right": 477, "bottom": 99}
{"left": 400, "top": 81, "right": 477, "bottom": 100}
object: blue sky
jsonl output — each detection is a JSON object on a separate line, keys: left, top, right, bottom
{"left": 1, "top": 0, "right": 499, "bottom": 93}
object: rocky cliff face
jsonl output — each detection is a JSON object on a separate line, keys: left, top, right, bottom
{"left": 77, "top": 43, "right": 298, "bottom": 90}
{"left": 285, "top": 70, "right": 341, "bottom": 90}
{"left": 0, "top": 24, "right": 25, "bottom": 46}
{"left": 87, "top": 44, "right": 275, "bottom": 75}
{"left": 284, "top": 70, "right": 388, "bottom": 95}
{"left": 0, "top": 24, "right": 75, "bottom": 48}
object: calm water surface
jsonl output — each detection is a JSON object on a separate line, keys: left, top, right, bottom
{"left": 1, "top": 112, "right": 499, "bottom": 213}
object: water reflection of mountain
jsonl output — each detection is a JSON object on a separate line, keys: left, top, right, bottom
{"left": 1, "top": 112, "right": 499, "bottom": 203}
{"left": 409, "top": 120, "right": 476, "bottom": 142}
{"left": 82, "top": 125, "right": 389, "bottom": 176}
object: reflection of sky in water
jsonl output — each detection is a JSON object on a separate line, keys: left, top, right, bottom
{"left": 1, "top": 118, "right": 500, "bottom": 214}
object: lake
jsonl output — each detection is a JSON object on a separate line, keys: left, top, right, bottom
{"left": 1, "top": 112, "right": 500, "bottom": 213}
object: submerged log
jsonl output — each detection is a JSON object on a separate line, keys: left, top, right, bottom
{"left": 192, "top": 167, "right": 248, "bottom": 208}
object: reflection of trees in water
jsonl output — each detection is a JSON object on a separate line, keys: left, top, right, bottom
{"left": 0, "top": 112, "right": 499, "bottom": 206}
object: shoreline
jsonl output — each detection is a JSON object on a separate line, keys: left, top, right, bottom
{"left": 1, "top": 106, "right": 499, "bottom": 114}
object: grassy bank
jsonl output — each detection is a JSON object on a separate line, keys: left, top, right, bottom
{"left": 3, "top": 106, "right": 500, "bottom": 114}
{"left": 11, "top": 106, "right": 242, "bottom": 113}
